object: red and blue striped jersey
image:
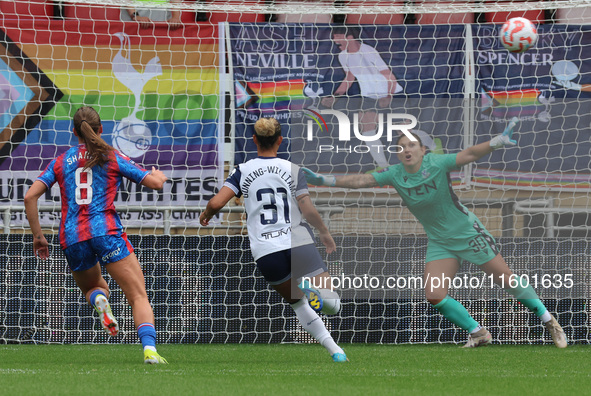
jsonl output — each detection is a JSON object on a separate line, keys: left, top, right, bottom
{"left": 37, "top": 144, "right": 149, "bottom": 249}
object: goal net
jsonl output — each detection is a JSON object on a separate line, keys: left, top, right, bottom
{"left": 1, "top": 0, "right": 590, "bottom": 345}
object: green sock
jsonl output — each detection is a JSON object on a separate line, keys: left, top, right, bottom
{"left": 505, "top": 283, "right": 547, "bottom": 318}
{"left": 432, "top": 297, "right": 479, "bottom": 332}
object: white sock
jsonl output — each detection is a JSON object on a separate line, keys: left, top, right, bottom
{"left": 320, "top": 337, "right": 344, "bottom": 355}
{"left": 362, "top": 130, "right": 389, "bottom": 168}
{"left": 144, "top": 345, "right": 157, "bottom": 352}
{"left": 291, "top": 298, "right": 343, "bottom": 355}
{"left": 540, "top": 311, "right": 552, "bottom": 323}
{"left": 470, "top": 325, "right": 483, "bottom": 335}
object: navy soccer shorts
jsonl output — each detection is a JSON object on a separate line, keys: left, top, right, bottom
{"left": 255, "top": 243, "right": 328, "bottom": 286}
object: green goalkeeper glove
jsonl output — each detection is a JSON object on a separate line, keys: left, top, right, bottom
{"left": 302, "top": 167, "right": 336, "bottom": 187}
{"left": 490, "top": 117, "right": 518, "bottom": 149}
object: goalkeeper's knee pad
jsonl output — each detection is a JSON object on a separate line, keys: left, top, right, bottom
{"left": 319, "top": 289, "right": 341, "bottom": 315}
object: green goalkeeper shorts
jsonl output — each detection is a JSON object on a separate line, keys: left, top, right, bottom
{"left": 426, "top": 226, "right": 500, "bottom": 265}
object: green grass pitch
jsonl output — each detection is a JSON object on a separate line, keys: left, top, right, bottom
{"left": 2, "top": 344, "right": 590, "bottom": 395}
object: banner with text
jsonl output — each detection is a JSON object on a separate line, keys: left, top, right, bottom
{"left": 229, "top": 24, "right": 466, "bottom": 177}
{"left": 473, "top": 24, "right": 591, "bottom": 190}
{"left": 0, "top": 19, "right": 222, "bottom": 226}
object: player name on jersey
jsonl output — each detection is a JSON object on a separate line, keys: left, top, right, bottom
{"left": 65, "top": 151, "right": 90, "bottom": 166}
{"left": 242, "top": 166, "right": 294, "bottom": 198}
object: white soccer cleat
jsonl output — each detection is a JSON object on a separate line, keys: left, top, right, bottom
{"left": 462, "top": 328, "right": 492, "bottom": 348}
{"left": 545, "top": 316, "right": 567, "bottom": 348}
{"left": 94, "top": 294, "right": 119, "bottom": 337}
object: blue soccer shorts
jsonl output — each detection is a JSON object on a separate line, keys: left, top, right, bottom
{"left": 64, "top": 233, "right": 134, "bottom": 272}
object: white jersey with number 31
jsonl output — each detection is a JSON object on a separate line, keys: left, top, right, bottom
{"left": 224, "top": 157, "right": 314, "bottom": 260}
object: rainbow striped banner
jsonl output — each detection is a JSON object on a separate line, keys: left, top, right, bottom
{"left": 473, "top": 169, "right": 591, "bottom": 191}
{"left": 247, "top": 80, "right": 307, "bottom": 113}
{"left": 481, "top": 88, "right": 545, "bottom": 118}
{"left": 0, "top": 19, "right": 222, "bottom": 213}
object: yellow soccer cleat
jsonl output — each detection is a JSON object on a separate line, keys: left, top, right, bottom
{"left": 299, "top": 280, "right": 323, "bottom": 313}
{"left": 144, "top": 349, "right": 168, "bottom": 364}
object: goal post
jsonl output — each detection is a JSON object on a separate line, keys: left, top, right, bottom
{"left": 1, "top": 0, "right": 590, "bottom": 345}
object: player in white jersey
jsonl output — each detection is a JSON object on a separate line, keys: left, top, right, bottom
{"left": 200, "top": 117, "right": 348, "bottom": 362}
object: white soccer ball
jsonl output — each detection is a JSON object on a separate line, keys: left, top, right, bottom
{"left": 318, "top": 289, "right": 341, "bottom": 315}
{"left": 500, "top": 17, "right": 538, "bottom": 53}
{"left": 112, "top": 118, "right": 152, "bottom": 158}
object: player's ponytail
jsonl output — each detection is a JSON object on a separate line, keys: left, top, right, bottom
{"left": 73, "top": 106, "right": 115, "bottom": 170}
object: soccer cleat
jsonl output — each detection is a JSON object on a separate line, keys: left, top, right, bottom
{"left": 299, "top": 280, "right": 323, "bottom": 313}
{"left": 94, "top": 294, "right": 119, "bottom": 337}
{"left": 332, "top": 352, "right": 349, "bottom": 363}
{"left": 545, "top": 316, "right": 567, "bottom": 348}
{"left": 144, "top": 349, "right": 168, "bottom": 364}
{"left": 462, "top": 328, "right": 492, "bottom": 348}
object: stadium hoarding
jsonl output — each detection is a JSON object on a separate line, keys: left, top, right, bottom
{"left": 473, "top": 24, "right": 591, "bottom": 191}
{"left": 229, "top": 23, "right": 591, "bottom": 190}
{"left": 0, "top": 18, "right": 223, "bottom": 226}
{"left": 228, "top": 23, "right": 466, "bottom": 173}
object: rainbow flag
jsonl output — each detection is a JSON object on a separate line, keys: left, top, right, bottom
{"left": 246, "top": 80, "right": 306, "bottom": 113}
{"left": 0, "top": 19, "right": 220, "bottom": 173}
{"left": 481, "top": 88, "right": 544, "bottom": 118}
{"left": 0, "top": 19, "right": 222, "bottom": 212}
{"left": 473, "top": 169, "right": 591, "bottom": 190}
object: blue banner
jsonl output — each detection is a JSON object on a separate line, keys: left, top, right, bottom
{"left": 230, "top": 23, "right": 591, "bottom": 189}
{"left": 473, "top": 24, "right": 591, "bottom": 190}
{"left": 229, "top": 24, "right": 466, "bottom": 173}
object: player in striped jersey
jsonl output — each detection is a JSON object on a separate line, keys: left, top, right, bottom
{"left": 304, "top": 119, "right": 567, "bottom": 348}
{"left": 200, "top": 117, "right": 348, "bottom": 362}
{"left": 24, "top": 106, "right": 169, "bottom": 364}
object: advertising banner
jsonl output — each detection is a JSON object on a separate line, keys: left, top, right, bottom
{"left": 0, "top": 19, "right": 222, "bottom": 225}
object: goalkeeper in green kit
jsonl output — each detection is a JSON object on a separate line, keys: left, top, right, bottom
{"left": 303, "top": 118, "right": 567, "bottom": 348}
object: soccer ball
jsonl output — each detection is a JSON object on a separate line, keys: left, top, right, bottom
{"left": 318, "top": 289, "right": 341, "bottom": 315}
{"left": 112, "top": 117, "right": 152, "bottom": 158}
{"left": 500, "top": 17, "right": 538, "bottom": 53}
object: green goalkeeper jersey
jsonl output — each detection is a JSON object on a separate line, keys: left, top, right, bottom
{"left": 372, "top": 153, "right": 480, "bottom": 244}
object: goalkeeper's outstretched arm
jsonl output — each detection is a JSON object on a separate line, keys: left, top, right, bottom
{"left": 456, "top": 141, "right": 497, "bottom": 167}
{"left": 334, "top": 174, "right": 379, "bottom": 189}
{"left": 302, "top": 168, "right": 378, "bottom": 189}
